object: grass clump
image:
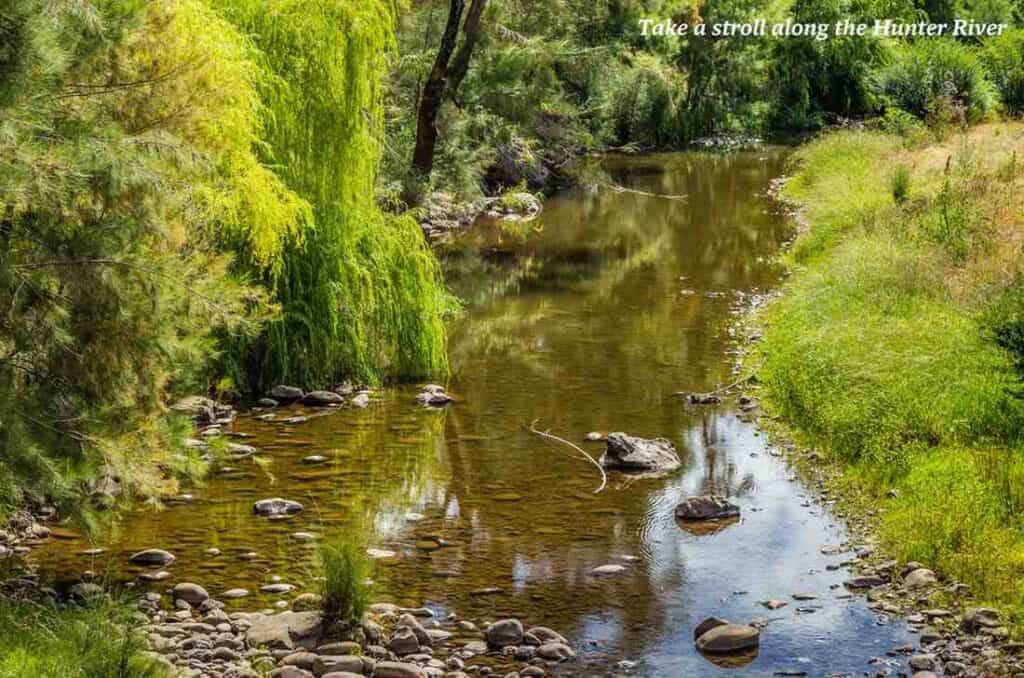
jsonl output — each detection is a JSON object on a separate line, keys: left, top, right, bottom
{"left": 0, "top": 596, "right": 168, "bottom": 678}
{"left": 319, "top": 538, "right": 372, "bottom": 633}
{"left": 757, "top": 123, "right": 1024, "bottom": 616}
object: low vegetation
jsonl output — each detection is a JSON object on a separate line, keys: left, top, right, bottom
{"left": 756, "top": 122, "right": 1024, "bottom": 621}
{"left": 0, "top": 595, "right": 168, "bottom": 678}
{"left": 318, "top": 538, "right": 372, "bottom": 633}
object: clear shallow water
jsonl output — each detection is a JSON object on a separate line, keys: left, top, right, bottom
{"left": 30, "top": 150, "right": 914, "bottom": 676}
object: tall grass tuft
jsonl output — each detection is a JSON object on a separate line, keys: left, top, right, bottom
{"left": 891, "top": 165, "right": 911, "bottom": 204}
{"left": 319, "top": 538, "right": 372, "bottom": 633}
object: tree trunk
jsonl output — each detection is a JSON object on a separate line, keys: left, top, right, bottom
{"left": 411, "top": 0, "right": 465, "bottom": 178}
{"left": 447, "top": 0, "right": 488, "bottom": 97}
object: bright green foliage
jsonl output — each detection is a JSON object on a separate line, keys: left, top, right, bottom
{"left": 319, "top": 537, "right": 372, "bottom": 632}
{"left": 981, "top": 28, "right": 1024, "bottom": 114}
{"left": 877, "top": 39, "right": 998, "bottom": 124}
{"left": 0, "top": 596, "right": 169, "bottom": 677}
{"left": 757, "top": 126, "right": 1024, "bottom": 617}
{"left": 212, "top": 0, "right": 452, "bottom": 390}
{"left": 0, "top": 0, "right": 269, "bottom": 513}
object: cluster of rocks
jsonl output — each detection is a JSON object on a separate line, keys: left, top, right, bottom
{"left": 172, "top": 396, "right": 238, "bottom": 439}
{"left": 255, "top": 384, "right": 372, "bottom": 412}
{"left": 418, "top": 192, "right": 542, "bottom": 241}
{"left": 130, "top": 583, "right": 576, "bottom": 678}
{"left": 0, "top": 509, "right": 55, "bottom": 559}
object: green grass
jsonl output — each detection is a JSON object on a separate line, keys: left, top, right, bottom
{"left": 319, "top": 537, "right": 372, "bottom": 633}
{"left": 758, "top": 124, "right": 1024, "bottom": 621}
{"left": 0, "top": 596, "right": 169, "bottom": 678}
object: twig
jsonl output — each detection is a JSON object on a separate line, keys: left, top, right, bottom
{"left": 609, "top": 184, "right": 687, "bottom": 201}
{"left": 673, "top": 373, "right": 754, "bottom": 398}
{"left": 529, "top": 419, "right": 606, "bottom": 494}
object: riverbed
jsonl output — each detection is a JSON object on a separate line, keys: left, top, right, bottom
{"left": 30, "top": 149, "right": 915, "bottom": 676}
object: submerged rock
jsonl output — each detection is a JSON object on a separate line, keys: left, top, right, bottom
{"left": 129, "top": 549, "right": 176, "bottom": 567}
{"left": 695, "top": 624, "right": 760, "bottom": 653}
{"left": 686, "top": 393, "right": 722, "bottom": 405}
{"left": 253, "top": 498, "right": 303, "bottom": 517}
{"left": 600, "top": 433, "right": 680, "bottom": 472}
{"left": 675, "top": 496, "right": 740, "bottom": 521}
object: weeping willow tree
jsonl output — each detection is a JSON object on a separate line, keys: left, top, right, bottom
{"left": 213, "top": 0, "right": 452, "bottom": 391}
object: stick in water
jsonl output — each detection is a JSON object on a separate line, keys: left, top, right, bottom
{"left": 529, "top": 419, "right": 607, "bottom": 494}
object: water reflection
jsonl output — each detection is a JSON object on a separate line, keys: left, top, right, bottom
{"left": 30, "top": 149, "right": 914, "bottom": 676}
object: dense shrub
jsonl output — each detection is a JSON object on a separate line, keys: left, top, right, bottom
{"left": 877, "top": 39, "right": 998, "bottom": 124}
{"left": 981, "top": 28, "right": 1024, "bottom": 114}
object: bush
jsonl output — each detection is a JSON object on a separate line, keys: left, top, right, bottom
{"left": 0, "top": 596, "right": 169, "bottom": 677}
{"left": 891, "top": 164, "right": 911, "bottom": 203}
{"left": 319, "top": 539, "right": 371, "bottom": 632}
{"left": 981, "top": 28, "right": 1024, "bottom": 115}
{"left": 877, "top": 39, "right": 999, "bottom": 125}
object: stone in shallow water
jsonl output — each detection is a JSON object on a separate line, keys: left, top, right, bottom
{"left": 693, "top": 617, "right": 729, "bottom": 641}
{"left": 695, "top": 624, "right": 760, "bottom": 653}
{"left": 172, "top": 582, "right": 209, "bottom": 605}
{"left": 374, "top": 662, "right": 427, "bottom": 678}
{"left": 269, "top": 385, "right": 304, "bottom": 402}
{"left": 600, "top": 432, "right": 681, "bottom": 472}
{"left": 675, "top": 496, "right": 740, "bottom": 521}
{"left": 252, "top": 498, "right": 303, "bottom": 517}
{"left": 589, "top": 564, "right": 627, "bottom": 576}
{"left": 129, "top": 549, "right": 175, "bottom": 567}
{"left": 486, "top": 619, "right": 524, "bottom": 648}
{"left": 367, "top": 548, "right": 396, "bottom": 559}
{"left": 222, "top": 588, "right": 249, "bottom": 598}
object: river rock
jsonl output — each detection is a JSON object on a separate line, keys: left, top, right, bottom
{"left": 170, "top": 396, "right": 216, "bottom": 415}
{"left": 300, "top": 390, "right": 344, "bottom": 406}
{"left": 129, "top": 549, "right": 176, "bottom": 567}
{"left": 962, "top": 607, "right": 1001, "bottom": 632}
{"left": 397, "top": 613, "right": 432, "bottom": 645}
{"left": 486, "top": 619, "right": 524, "bottom": 648}
{"left": 374, "top": 662, "right": 427, "bottom": 678}
{"left": 416, "top": 384, "right": 452, "bottom": 406}
{"left": 537, "top": 642, "right": 576, "bottom": 661}
{"left": 172, "top": 582, "right": 209, "bottom": 606}
{"left": 256, "top": 398, "right": 279, "bottom": 408}
{"left": 686, "top": 393, "right": 722, "bottom": 405}
{"left": 527, "top": 627, "right": 567, "bottom": 645}
{"left": 905, "top": 568, "right": 938, "bottom": 589}
{"left": 693, "top": 617, "right": 729, "bottom": 641}
{"left": 222, "top": 588, "right": 249, "bottom": 598}
{"left": 695, "top": 624, "right": 760, "bottom": 653}
{"left": 253, "top": 498, "right": 303, "bottom": 517}
{"left": 675, "top": 496, "right": 740, "bottom": 521}
{"left": 600, "top": 433, "right": 681, "bottom": 472}
{"left": 589, "top": 564, "right": 626, "bottom": 576}
{"left": 388, "top": 626, "right": 420, "bottom": 656}
{"left": 245, "top": 611, "right": 321, "bottom": 650}
{"left": 844, "top": 576, "right": 886, "bottom": 589}
{"left": 351, "top": 393, "right": 370, "bottom": 408}
{"left": 313, "top": 655, "right": 364, "bottom": 675}
{"left": 269, "top": 385, "right": 304, "bottom": 402}
{"left": 291, "top": 592, "right": 322, "bottom": 611}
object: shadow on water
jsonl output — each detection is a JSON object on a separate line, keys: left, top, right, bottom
{"left": 29, "top": 149, "right": 915, "bottom": 676}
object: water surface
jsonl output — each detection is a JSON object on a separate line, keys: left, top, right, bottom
{"left": 31, "top": 149, "right": 914, "bottom": 676}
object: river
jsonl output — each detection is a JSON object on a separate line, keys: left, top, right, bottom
{"left": 30, "top": 149, "right": 915, "bottom": 676}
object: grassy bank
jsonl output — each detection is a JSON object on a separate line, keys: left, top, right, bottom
{"left": 756, "top": 122, "right": 1024, "bottom": 622}
{"left": 0, "top": 595, "right": 168, "bottom": 678}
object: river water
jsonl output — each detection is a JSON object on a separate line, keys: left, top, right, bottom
{"left": 30, "top": 149, "right": 915, "bottom": 676}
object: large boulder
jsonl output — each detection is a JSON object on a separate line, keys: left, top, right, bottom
{"left": 253, "top": 498, "right": 303, "bottom": 517}
{"left": 695, "top": 624, "right": 760, "bottom": 653}
{"left": 675, "top": 496, "right": 740, "bottom": 521}
{"left": 600, "top": 433, "right": 681, "bottom": 472}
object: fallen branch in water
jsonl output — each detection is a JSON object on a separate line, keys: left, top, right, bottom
{"left": 673, "top": 373, "right": 755, "bottom": 399}
{"left": 529, "top": 419, "right": 607, "bottom": 494}
{"left": 609, "top": 184, "right": 687, "bottom": 201}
